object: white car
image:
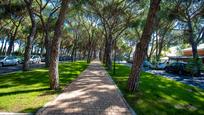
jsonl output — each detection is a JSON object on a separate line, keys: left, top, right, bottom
{"left": 0, "top": 56, "right": 19, "bottom": 67}
{"left": 30, "top": 55, "right": 41, "bottom": 64}
{"left": 143, "top": 60, "right": 154, "bottom": 68}
{"left": 155, "top": 62, "right": 167, "bottom": 69}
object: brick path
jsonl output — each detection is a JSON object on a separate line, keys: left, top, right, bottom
{"left": 37, "top": 61, "right": 134, "bottom": 115}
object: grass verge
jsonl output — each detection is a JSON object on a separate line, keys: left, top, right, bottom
{"left": 0, "top": 61, "right": 88, "bottom": 113}
{"left": 108, "top": 64, "right": 204, "bottom": 115}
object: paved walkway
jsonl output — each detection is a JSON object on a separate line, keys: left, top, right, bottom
{"left": 37, "top": 61, "right": 134, "bottom": 115}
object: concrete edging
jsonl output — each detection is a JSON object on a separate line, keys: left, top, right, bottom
{"left": 35, "top": 64, "right": 89, "bottom": 115}
{"left": 102, "top": 67, "right": 137, "bottom": 115}
{"left": 0, "top": 113, "right": 33, "bottom": 115}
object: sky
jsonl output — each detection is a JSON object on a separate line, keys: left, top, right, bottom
{"left": 0, "top": 42, "right": 19, "bottom": 53}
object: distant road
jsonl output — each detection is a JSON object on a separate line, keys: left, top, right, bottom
{"left": 0, "top": 63, "right": 45, "bottom": 75}
{"left": 122, "top": 62, "right": 204, "bottom": 89}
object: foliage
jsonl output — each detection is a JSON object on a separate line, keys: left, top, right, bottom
{"left": 201, "top": 65, "right": 204, "bottom": 73}
{"left": 0, "top": 1, "right": 26, "bottom": 19}
{"left": 186, "top": 58, "right": 203, "bottom": 75}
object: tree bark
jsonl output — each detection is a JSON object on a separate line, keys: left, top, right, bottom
{"left": 18, "top": 40, "right": 22, "bottom": 53}
{"left": 103, "top": 39, "right": 108, "bottom": 63}
{"left": 128, "top": 0, "right": 161, "bottom": 92}
{"left": 87, "top": 38, "right": 94, "bottom": 63}
{"left": 37, "top": 3, "right": 59, "bottom": 67}
{"left": 104, "top": 33, "right": 113, "bottom": 70}
{"left": 0, "top": 38, "right": 5, "bottom": 54}
{"left": 7, "top": 18, "right": 23, "bottom": 55}
{"left": 156, "top": 36, "right": 165, "bottom": 61}
{"left": 23, "top": 0, "right": 37, "bottom": 71}
{"left": 44, "top": 29, "right": 51, "bottom": 67}
{"left": 49, "top": 0, "right": 69, "bottom": 90}
{"left": 87, "top": 48, "right": 92, "bottom": 63}
{"left": 3, "top": 38, "right": 8, "bottom": 55}
{"left": 99, "top": 47, "right": 103, "bottom": 61}
{"left": 187, "top": 16, "right": 200, "bottom": 75}
{"left": 105, "top": 38, "right": 113, "bottom": 70}
{"left": 39, "top": 15, "right": 51, "bottom": 67}
{"left": 71, "top": 44, "right": 76, "bottom": 62}
{"left": 82, "top": 50, "right": 86, "bottom": 60}
{"left": 147, "top": 38, "right": 155, "bottom": 61}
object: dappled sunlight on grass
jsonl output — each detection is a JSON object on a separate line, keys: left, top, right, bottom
{"left": 108, "top": 64, "right": 204, "bottom": 115}
{"left": 0, "top": 61, "right": 88, "bottom": 113}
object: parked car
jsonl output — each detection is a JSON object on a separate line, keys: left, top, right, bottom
{"left": 0, "top": 56, "right": 19, "bottom": 67}
{"left": 16, "top": 56, "right": 24, "bottom": 64}
{"left": 127, "top": 59, "right": 153, "bottom": 69}
{"left": 143, "top": 60, "right": 154, "bottom": 69}
{"left": 165, "top": 62, "right": 187, "bottom": 74}
{"left": 30, "top": 55, "right": 41, "bottom": 63}
{"left": 155, "top": 61, "right": 169, "bottom": 70}
{"left": 165, "top": 62, "right": 200, "bottom": 76}
{"left": 41, "top": 57, "right": 45, "bottom": 62}
{"left": 59, "top": 56, "right": 72, "bottom": 61}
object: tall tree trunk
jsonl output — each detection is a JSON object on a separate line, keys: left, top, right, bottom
{"left": 187, "top": 16, "right": 200, "bottom": 75}
{"left": 7, "top": 18, "right": 23, "bottom": 55}
{"left": 128, "top": 0, "right": 161, "bottom": 92}
{"left": 39, "top": 35, "right": 44, "bottom": 57}
{"left": 7, "top": 30, "right": 16, "bottom": 55}
{"left": 23, "top": 0, "right": 37, "bottom": 71}
{"left": 105, "top": 34, "right": 113, "bottom": 70}
{"left": 103, "top": 33, "right": 113, "bottom": 70}
{"left": 66, "top": 48, "right": 70, "bottom": 56}
{"left": 44, "top": 31, "right": 51, "bottom": 67}
{"left": 49, "top": 0, "right": 69, "bottom": 90}
{"left": 82, "top": 50, "right": 86, "bottom": 60}
{"left": 74, "top": 49, "right": 77, "bottom": 61}
{"left": 0, "top": 38, "right": 5, "bottom": 54}
{"left": 87, "top": 40, "right": 92, "bottom": 63}
{"left": 3, "top": 38, "right": 8, "bottom": 55}
{"left": 93, "top": 49, "right": 97, "bottom": 59}
{"left": 71, "top": 44, "right": 76, "bottom": 62}
{"left": 18, "top": 40, "right": 22, "bottom": 53}
{"left": 147, "top": 37, "right": 155, "bottom": 61}
{"left": 99, "top": 47, "right": 103, "bottom": 61}
{"left": 103, "top": 39, "right": 108, "bottom": 64}
{"left": 128, "top": 47, "right": 133, "bottom": 61}
{"left": 155, "top": 32, "right": 159, "bottom": 62}
{"left": 157, "top": 36, "right": 164, "bottom": 61}
{"left": 87, "top": 48, "right": 92, "bottom": 63}
{"left": 39, "top": 14, "right": 51, "bottom": 67}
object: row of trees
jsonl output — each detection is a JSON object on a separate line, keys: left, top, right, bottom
{"left": 0, "top": 0, "right": 203, "bottom": 91}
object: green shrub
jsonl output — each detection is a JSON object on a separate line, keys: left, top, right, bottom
{"left": 185, "top": 58, "right": 202, "bottom": 76}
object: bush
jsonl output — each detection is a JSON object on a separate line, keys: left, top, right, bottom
{"left": 185, "top": 58, "right": 202, "bottom": 76}
{"left": 201, "top": 65, "right": 204, "bottom": 73}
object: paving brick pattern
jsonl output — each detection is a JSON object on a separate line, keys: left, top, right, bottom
{"left": 37, "top": 61, "right": 133, "bottom": 115}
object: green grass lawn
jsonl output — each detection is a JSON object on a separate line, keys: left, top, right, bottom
{"left": 108, "top": 64, "right": 204, "bottom": 115}
{"left": 0, "top": 61, "right": 88, "bottom": 113}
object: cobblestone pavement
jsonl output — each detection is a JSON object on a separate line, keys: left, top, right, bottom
{"left": 37, "top": 61, "right": 134, "bottom": 115}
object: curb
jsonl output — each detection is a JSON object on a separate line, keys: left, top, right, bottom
{"left": 0, "top": 113, "right": 33, "bottom": 115}
{"left": 102, "top": 66, "right": 137, "bottom": 115}
{"left": 35, "top": 63, "right": 90, "bottom": 115}
{"left": 0, "top": 65, "right": 45, "bottom": 76}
